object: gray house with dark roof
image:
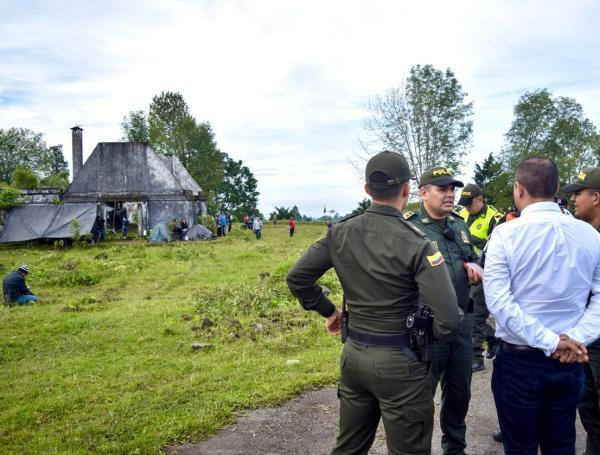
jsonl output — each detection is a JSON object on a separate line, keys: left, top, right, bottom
{"left": 64, "top": 128, "right": 207, "bottom": 234}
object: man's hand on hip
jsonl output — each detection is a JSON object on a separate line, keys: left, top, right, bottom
{"left": 325, "top": 308, "right": 342, "bottom": 336}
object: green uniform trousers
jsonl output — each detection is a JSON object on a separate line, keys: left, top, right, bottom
{"left": 470, "top": 283, "right": 495, "bottom": 362}
{"left": 579, "top": 340, "right": 600, "bottom": 455}
{"left": 333, "top": 338, "right": 434, "bottom": 455}
{"left": 433, "top": 314, "right": 473, "bottom": 455}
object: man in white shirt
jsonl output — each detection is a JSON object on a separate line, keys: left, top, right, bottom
{"left": 483, "top": 157, "right": 600, "bottom": 454}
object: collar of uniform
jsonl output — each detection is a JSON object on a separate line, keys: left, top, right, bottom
{"left": 418, "top": 205, "right": 449, "bottom": 224}
{"left": 520, "top": 201, "right": 561, "bottom": 218}
{"left": 366, "top": 203, "right": 402, "bottom": 217}
{"left": 473, "top": 204, "right": 488, "bottom": 218}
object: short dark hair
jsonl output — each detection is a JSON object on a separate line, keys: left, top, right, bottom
{"left": 515, "top": 157, "right": 558, "bottom": 198}
{"left": 367, "top": 171, "right": 403, "bottom": 201}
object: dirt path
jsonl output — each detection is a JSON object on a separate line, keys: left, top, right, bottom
{"left": 167, "top": 357, "right": 586, "bottom": 454}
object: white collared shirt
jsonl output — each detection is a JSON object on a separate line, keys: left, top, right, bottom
{"left": 483, "top": 201, "right": 600, "bottom": 356}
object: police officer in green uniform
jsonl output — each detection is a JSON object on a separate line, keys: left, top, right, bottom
{"left": 561, "top": 167, "right": 600, "bottom": 455}
{"left": 405, "top": 167, "right": 480, "bottom": 455}
{"left": 457, "top": 183, "right": 504, "bottom": 372}
{"left": 287, "top": 152, "right": 463, "bottom": 455}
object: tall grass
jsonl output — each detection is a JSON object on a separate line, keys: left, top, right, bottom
{"left": 0, "top": 224, "right": 342, "bottom": 454}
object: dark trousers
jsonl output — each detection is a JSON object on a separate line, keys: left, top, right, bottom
{"left": 432, "top": 314, "right": 473, "bottom": 455}
{"left": 334, "top": 339, "right": 434, "bottom": 455}
{"left": 579, "top": 340, "right": 600, "bottom": 455}
{"left": 470, "top": 283, "right": 496, "bottom": 361}
{"left": 492, "top": 345, "right": 584, "bottom": 455}
{"left": 290, "top": 227, "right": 295, "bottom": 237}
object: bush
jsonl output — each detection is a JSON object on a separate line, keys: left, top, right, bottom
{"left": 198, "top": 215, "right": 216, "bottom": 234}
{"left": 12, "top": 167, "right": 39, "bottom": 189}
{"left": 42, "top": 172, "right": 69, "bottom": 190}
{"left": 70, "top": 218, "right": 82, "bottom": 243}
{"left": 0, "top": 187, "right": 23, "bottom": 208}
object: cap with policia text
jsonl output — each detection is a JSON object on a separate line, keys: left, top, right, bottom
{"left": 419, "top": 167, "right": 464, "bottom": 188}
{"left": 458, "top": 183, "right": 483, "bottom": 206}
{"left": 365, "top": 151, "right": 411, "bottom": 187}
{"left": 561, "top": 167, "right": 600, "bottom": 193}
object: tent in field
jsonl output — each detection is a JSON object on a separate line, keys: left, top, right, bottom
{"left": 0, "top": 203, "right": 97, "bottom": 243}
{"left": 148, "top": 222, "right": 172, "bottom": 243}
{"left": 185, "top": 224, "right": 212, "bottom": 241}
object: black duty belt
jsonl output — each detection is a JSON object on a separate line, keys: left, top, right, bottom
{"left": 348, "top": 328, "right": 411, "bottom": 347}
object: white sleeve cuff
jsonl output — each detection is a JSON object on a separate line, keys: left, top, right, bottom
{"left": 541, "top": 333, "right": 560, "bottom": 357}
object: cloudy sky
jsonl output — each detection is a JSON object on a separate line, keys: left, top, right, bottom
{"left": 1, "top": 0, "right": 599, "bottom": 216}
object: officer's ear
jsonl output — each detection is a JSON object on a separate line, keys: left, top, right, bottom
{"left": 364, "top": 183, "right": 371, "bottom": 196}
{"left": 401, "top": 182, "right": 410, "bottom": 199}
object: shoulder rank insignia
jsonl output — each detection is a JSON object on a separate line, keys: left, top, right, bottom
{"left": 460, "top": 230, "right": 470, "bottom": 243}
{"left": 431, "top": 240, "right": 438, "bottom": 250}
{"left": 403, "top": 211, "right": 415, "bottom": 220}
{"left": 427, "top": 251, "right": 445, "bottom": 267}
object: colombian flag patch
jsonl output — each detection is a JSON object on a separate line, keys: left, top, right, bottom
{"left": 427, "top": 252, "right": 445, "bottom": 267}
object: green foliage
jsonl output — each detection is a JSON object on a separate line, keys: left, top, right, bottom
{"left": 48, "top": 145, "right": 69, "bottom": 175}
{"left": 217, "top": 156, "right": 260, "bottom": 218}
{"left": 198, "top": 215, "right": 217, "bottom": 234}
{"left": 501, "top": 89, "right": 600, "bottom": 184}
{"left": 364, "top": 64, "right": 473, "bottom": 178}
{"left": 12, "top": 167, "right": 39, "bottom": 189}
{"left": 41, "top": 171, "right": 70, "bottom": 190}
{"left": 186, "top": 122, "right": 225, "bottom": 210}
{"left": 351, "top": 198, "right": 371, "bottom": 215}
{"left": 0, "top": 127, "right": 53, "bottom": 182}
{"left": 0, "top": 186, "right": 23, "bottom": 208}
{"left": 270, "top": 206, "right": 292, "bottom": 220}
{"left": 472, "top": 153, "right": 513, "bottom": 208}
{"left": 70, "top": 218, "right": 82, "bottom": 243}
{"left": 121, "top": 110, "right": 150, "bottom": 143}
{"left": 147, "top": 92, "right": 226, "bottom": 210}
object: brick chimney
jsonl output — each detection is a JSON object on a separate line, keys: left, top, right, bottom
{"left": 71, "top": 126, "right": 83, "bottom": 179}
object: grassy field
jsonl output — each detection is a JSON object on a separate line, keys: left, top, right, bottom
{"left": 0, "top": 224, "right": 343, "bottom": 454}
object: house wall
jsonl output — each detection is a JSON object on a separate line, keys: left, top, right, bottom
{"left": 147, "top": 200, "right": 206, "bottom": 228}
{"left": 20, "top": 188, "right": 62, "bottom": 204}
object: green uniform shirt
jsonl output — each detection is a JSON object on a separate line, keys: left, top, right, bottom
{"left": 406, "top": 205, "right": 477, "bottom": 311}
{"left": 286, "top": 203, "right": 463, "bottom": 339}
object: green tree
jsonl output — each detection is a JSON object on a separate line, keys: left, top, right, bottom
{"left": 0, "top": 128, "right": 51, "bottom": 182}
{"left": 0, "top": 187, "right": 23, "bottom": 208}
{"left": 501, "top": 89, "right": 600, "bottom": 184}
{"left": 121, "top": 110, "right": 150, "bottom": 143}
{"left": 12, "top": 167, "right": 39, "bottom": 189}
{"left": 187, "top": 122, "right": 225, "bottom": 210}
{"left": 217, "top": 156, "right": 259, "bottom": 218}
{"left": 290, "top": 205, "right": 302, "bottom": 219}
{"left": 364, "top": 64, "right": 473, "bottom": 177}
{"left": 146, "top": 92, "right": 225, "bottom": 210}
{"left": 148, "top": 91, "right": 194, "bottom": 164}
{"left": 40, "top": 145, "right": 70, "bottom": 190}
{"left": 472, "top": 153, "right": 512, "bottom": 209}
{"left": 48, "top": 145, "right": 68, "bottom": 174}
{"left": 42, "top": 172, "right": 70, "bottom": 190}
{"left": 351, "top": 198, "right": 371, "bottom": 215}
{"left": 270, "top": 206, "right": 292, "bottom": 220}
